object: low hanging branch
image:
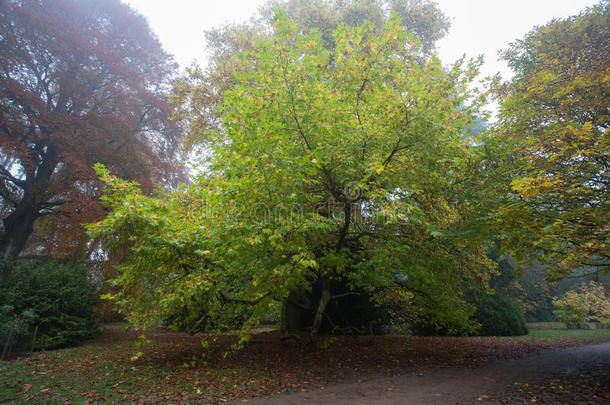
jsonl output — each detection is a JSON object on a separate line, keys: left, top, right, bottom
{"left": 217, "top": 291, "right": 272, "bottom": 306}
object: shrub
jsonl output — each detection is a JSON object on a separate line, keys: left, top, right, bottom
{"left": 553, "top": 281, "right": 610, "bottom": 328}
{"left": 0, "top": 305, "right": 36, "bottom": 355}
{"left": 466, "top": 289, "right": 528, "bottom": 336}
{"left": 0, "top": 259, "right": 98, "bottom": 354}
{"left": 553, "top": 290, "right": 587, "bottom": 328}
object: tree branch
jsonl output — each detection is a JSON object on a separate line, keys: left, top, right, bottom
{"left": 330, "top": 291, "right": 361, "bottom": 300}
{"left": 218, "top": 291, "right": 271, "bottom": 306}
{"left": 0, "top": 166, "right": 25, "bottom": 188}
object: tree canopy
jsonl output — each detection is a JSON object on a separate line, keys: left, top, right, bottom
{"left": 172, "top": 0, "right": 450, "bottom": 153}
{"left": 493, "top": 3, "right": 609, "bottom": 279}
{"left": 0, "top": 0, "right": 181, "bottom": 262}
{"left": 90, "top": 10, "right": 496, "bottom": 339}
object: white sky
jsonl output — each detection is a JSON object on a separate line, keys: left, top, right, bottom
{"left": 125, "top": 0, "right": 601, "bottom": 80}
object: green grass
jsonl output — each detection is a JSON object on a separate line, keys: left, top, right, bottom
{"left": 522, "top": 328, "right": 610, "bottom": 341}
{"left": 0, "top": 327, "right": 270, "bottom": 404}
{"left": 1, "top": 343, "right": 190, "bottom": 403}
{"left": 527, "top": 322, "right": 566, "bottom": 330}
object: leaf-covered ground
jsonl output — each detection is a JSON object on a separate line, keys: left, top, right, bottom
{"left": 477, "top": 342, "right": 610, "bottom": 404}
{"left": 484, "top": 373, "right": 610, "bottom": 404}
{"left": 1, "top": 324, "right": 609, "bottom": 404}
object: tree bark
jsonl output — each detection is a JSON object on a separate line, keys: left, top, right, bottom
{"left": 310, "top": 277, "right": 331, "bottom": 337}
{"left": 1, "top": 201, "right": 40, "bottom": 258}
{"left": 0, "top": 144, "right": 58, "bottom": 262}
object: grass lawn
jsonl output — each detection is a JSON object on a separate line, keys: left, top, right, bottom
{"left": 1, "top": 324, "right": 609, "bottom": 404}
{"left": 522, "top": 328, "right": 610, "bottom": 340}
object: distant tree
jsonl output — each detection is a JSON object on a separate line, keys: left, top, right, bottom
{"left": 553, "top": 281, "right": 610, "bottom": 328}
{"left": 0, "top": 0, "right": 181, "bottom": 263}
{"left": 481, "top": 247, "right": 610, "bottom": 322}
{"left": 499, "top": 261, "right": 557, "bottom": 322}
{"left": 258, "top": 0, "right": 450, "bottom": 54}
{"left": 90, "top": 13, "right": 494, "bottom": 341}
{"left": 493, "top": 3, "right": 609, "bottom": 279}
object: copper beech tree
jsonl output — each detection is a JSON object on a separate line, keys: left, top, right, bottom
{"left": 0, "top": 0, "right": 181, "bottom": 262}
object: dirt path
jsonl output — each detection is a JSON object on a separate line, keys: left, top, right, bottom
{"left": 235, "top": 342, "right": 610, "bottom": 404}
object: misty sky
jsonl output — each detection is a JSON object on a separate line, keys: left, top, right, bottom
{"left": 125, "top": 0, "right": 600, "bottom": 80}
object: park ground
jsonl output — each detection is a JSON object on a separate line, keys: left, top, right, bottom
{"left": 1, "top": 324, "right": 609, "bottom": 404}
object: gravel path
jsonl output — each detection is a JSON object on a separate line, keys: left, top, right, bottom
{"left": 234, "top": 342, "right": 610, "bottom": 404}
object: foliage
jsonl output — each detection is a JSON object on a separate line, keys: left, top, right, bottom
{"left": 553, "top": 291, "right": 588, "bottom": 329}
{"left": 493, "top": 3, "right": 609, "bottom": 279}
{"left": 484, "top": 247, "right": 557, "bottom": 322}
{"left": 172, "top": 0, "right": 450, "bottom": 151}
{"left": 553, "top": 281, "right": 610, "bottom": 328}
{"left": 0, "top": 305, "right": 36, "bottom": 355}
{"left": 0, "top": 0, "right": 182, "bottom": 261}
{"left": 499, "top": 262, "right": 558, "bottom": 322}
{"left": 466, "top": 289, "right": 528, "bottom": 336}
{"left": 90, "top": 12, "right": 495, "bottom": 338}
{"left": 483, "top": 246, "right": 610, "bottom": 323}
{"left": 258, "top": 0, "right": 450, "bottom": 54}
{"left": 408, "top": 296, "right": 478, "bottom": 336}
{"left": 0, "top": 259, "right": 98, "bottom": 352}
{"left": 412, "top": 246, "right": 529, "bottom": 336}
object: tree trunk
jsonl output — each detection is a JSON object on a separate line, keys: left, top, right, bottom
{"left": 281, "top": 277, "right": 386, "bottom": 335}
{"left": 310, "top": 278, "right": 331, "bottom": 337}
{"left": 0, "top": 145, "right": 57, "bottom": 264}
{"left": 1, "top": 201, "right": 40, "bottom": 259}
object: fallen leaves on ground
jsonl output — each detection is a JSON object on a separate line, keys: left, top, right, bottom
{"left": 474, "top": 365, "right": 610, "bottom": 404}
{"left": 0, "top": 323, "right": 606, "bottom": 404}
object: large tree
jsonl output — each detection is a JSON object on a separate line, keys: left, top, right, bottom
{"left": 493, "top": 3, "right": 609, "bottom": 279}
{"left": 0, "top": 0, "right": 181, "bottom": 262}
{"left": 90, "top": 12, "right": 495, "bottom": 340}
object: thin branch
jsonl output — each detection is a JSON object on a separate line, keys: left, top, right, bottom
{"left": 281, "top": 57, "right": 312, "bottom": 152}
{"left": 330, "top": 291, "right": 361, "bottom": 300}
{"left": 356, "top": 77, "right": 368, "bottom": 161}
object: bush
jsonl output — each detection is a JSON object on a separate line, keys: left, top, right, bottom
{"left": 553, "top": 290, "right": 587, "bottom": 328}
{"left": 553, "top": 281, "right": 610, "bottom": 329}
{"left": 466, "top": 289, "right": 528, "bottom": 336}
{"left": 0, "top": 259, "right": 98, "bottom": 354}
{"left": 0, "top": 305, "right": 36, "bottom": 354}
